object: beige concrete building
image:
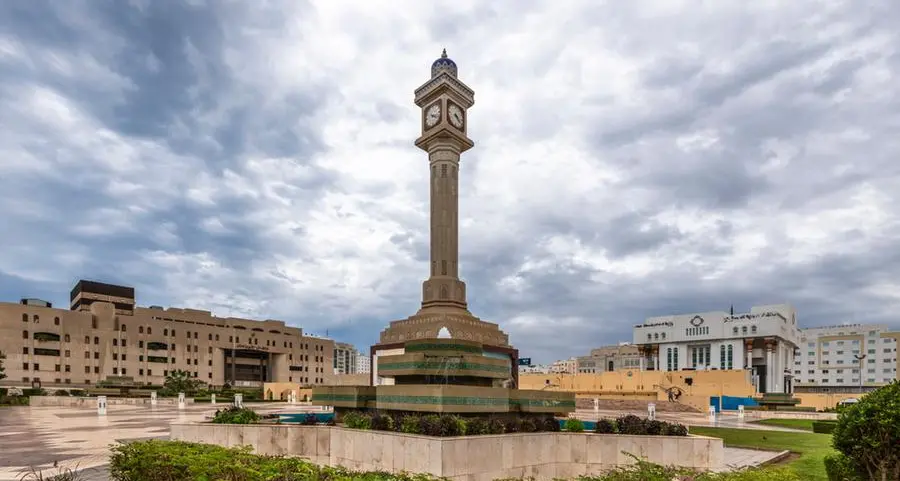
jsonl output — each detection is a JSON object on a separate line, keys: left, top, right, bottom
{"left": 0, "top": 280, "right": 335, "bottom": 389}
{"left": 576, "top": 343, "right": 641, "bottom": 373}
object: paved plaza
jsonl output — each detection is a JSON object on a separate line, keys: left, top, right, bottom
{"left": 0, "top": 402, "right": 296, "bottom": 481}
{"left": 1, "top": 403, "right": 793, "bottom": 480}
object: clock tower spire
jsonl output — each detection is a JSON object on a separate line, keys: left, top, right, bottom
{"left": 414, "top": 49, "right": 475, "bottom": 313}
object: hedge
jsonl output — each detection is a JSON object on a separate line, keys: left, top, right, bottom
{"left": 811, "top": 420, "right": 837, "bottom": 434}
{"left": 108, "top": 440, "right": 800, "bottom": 481}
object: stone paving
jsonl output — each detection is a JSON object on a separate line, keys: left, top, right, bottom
{"left": 1, "top": 403, "right": 797, "bottom": 480}
{"left": 0, "top": 402, "right": 296, "bottom": 481}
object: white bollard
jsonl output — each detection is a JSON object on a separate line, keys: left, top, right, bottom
{"left": 708, "top": 405, "right": 717, "bottom": 421}
{"left": 211, "top": 394, "right": 216, "bottom": 405}
{"left": 648, "top": 403, "right": 656, "bottom": 421}
{"left": 97, "top": 396, "right": 107, "bottom": 416}
{"left": 289, "top": 391, "right": 296, "bottom": 405}
{"left": 234, "top": 393, "right": 243, "bottom": 408}
{"left": 150, "top": 391, "right": 157, "bottom": 406}
{"left": 738, "top": 405, "right": 745, "bottom": 419}
{"left": 178, "top": 392, "right": 185, "bottom": 410}
{"left": 593, "top": 397, "right": 599, "bottom": 415}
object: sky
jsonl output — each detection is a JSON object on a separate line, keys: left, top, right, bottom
{"left": 1, "top": 0, "right": 899, "bottom": 364}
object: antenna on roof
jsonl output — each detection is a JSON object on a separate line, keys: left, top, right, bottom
{"left": 730, "top": 305, "right": 734, "bottom": 316}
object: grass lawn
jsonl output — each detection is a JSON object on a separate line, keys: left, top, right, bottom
{"left": 690, "top": 426, "right": 835, "bottom": 481}
{"left": 749, "top": 418, "right": 815, "bottom": 431}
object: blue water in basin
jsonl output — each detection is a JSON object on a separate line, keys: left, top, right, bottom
{"left": 278, "top": 412, "right": 335, "bottom": 423}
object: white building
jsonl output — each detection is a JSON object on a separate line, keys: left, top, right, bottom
{"left": 333, "top": 342, "right": 358, "bottom": 375}
{"left": 633, "top": 304, "right": 801, "bottom": 394}
{"left": 550, "top": 358, "right": 577, "bottom": 374}
{"left": 356, "top": 354, "right": 371, "bottom": 374}
{"left": 794, "top": 324, "right": 898, "bottom": 388}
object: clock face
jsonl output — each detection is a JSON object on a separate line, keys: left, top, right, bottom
{"left": 448, "top": 104, "right": 464, "bottom": 128}
{"left": 425, "top": 103, "right": 441, "bottom": 128}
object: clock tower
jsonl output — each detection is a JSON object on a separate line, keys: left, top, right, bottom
{"left": 371, "top": 51, "right": 515, "bottom": 385}
{"left": 413, "top": 48, "right": 475, "bottom": 313}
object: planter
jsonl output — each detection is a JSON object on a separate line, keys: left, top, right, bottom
{"left": 170, "top": 423, "right": 724, "bottom": 480}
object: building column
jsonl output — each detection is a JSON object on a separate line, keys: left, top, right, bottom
{"left": 767, "top": 342, "right": 774, "bottom": 393}
{"left": 651, "top": 346, "right": 659, "bottom": 371}
{"left": 744, "top": 339, "right": 753, "bottom": 369}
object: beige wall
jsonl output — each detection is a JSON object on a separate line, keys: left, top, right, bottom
{"left": 519, "top": 370, "right": 756, "bottom": 400}
{"left": 170, "top": 423, "right": 726, "bottom": 478}
{"left": 1, "top": 297, "right": 335, "bottom": 389}
{"left": 793, "top": 392, "right": 863, "bottom": 411}
{"left": 325, "top": 374, "right": 371, "bottom": 386}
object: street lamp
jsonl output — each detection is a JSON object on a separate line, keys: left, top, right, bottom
{"left": 853, "top": 354, "right": 867, "bottom": 392}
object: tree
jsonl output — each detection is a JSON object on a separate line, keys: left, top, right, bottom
{"left": 832, "top": 380, "right": 900, "bottom": 481}
{"left": 0, "top": 350, "right": 6, "bottom": 381}
{"left": 163, "top": 369, "right": 203, "bottom": 395}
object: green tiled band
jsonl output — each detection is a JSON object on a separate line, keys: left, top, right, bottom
{"left": 404, "top": 343, "right": 483, "bottom": 354}
{"left": 379, "top": 361, "right": 509, "bottom": 373}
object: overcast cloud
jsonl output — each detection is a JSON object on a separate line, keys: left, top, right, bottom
{"left": 2, "top": 0, "right": 899, "bottom": 363}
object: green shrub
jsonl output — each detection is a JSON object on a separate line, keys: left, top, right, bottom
{"left": 466, "top": 417, "right": 489, "bottom": 435}
{"left": 399, "top": 415, "right": 421, "bottom": 434}
{"left": 438, "top": 414, "right": 465, "bottom": 436}
{"left": 518, "top": 417, "right": 538, "bottom": 433}
{"left": 812, "top": 420, "right": 837, "bottom": 434}
{"left": 371, "top": 412, "right": 395, "bottom": 431}
{"left": 22, "top": 388, "right": 46, "bottom": 396}
{"left": 0, "top": 395, "right": 29, "bottom": 406}
{"left": 211, "top": 407, "right": 260, "bottom": 424}
{"left": 824, "top": 453, "right": 865, "bottom": 481}
{"left": 109, "top": 440, "right": 446, "bottom": 481}
{"left": 54, "top": 390, "right": 70, "bottom": 396}
{"left": 661, "top": 422, "right": 688, "bottom": 436}
{"left": 342, "top": 411, "right": 372, "bottom": 430}
{"left": 832, "top": 381, "right": 900, "bottom": 481}
{"left": 419, "top": 414, "right": 442, "bottom": 436}
{"left": 487, "top": 417, "right": 505, "bottom": 434}
{"left": 595, "top": 418, "right": 616, "bottom": 434}
{"left": 539, "top": 415, "right": 561, "bottom": 432}
{"left": 564, "top": 418, "right": 585, "bottom": 432}
{"left": 615, "top": 415, "right": 647, "bottom": 435}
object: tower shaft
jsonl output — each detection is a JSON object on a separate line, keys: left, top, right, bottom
{"left": 420, "top": 142, "right": 468, "bottom": 311}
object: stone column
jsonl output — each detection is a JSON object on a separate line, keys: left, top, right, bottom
{"left": 651, "top": 346, "right": 659, "bottom": 371}
{"left": 420, "top": 143, "right": 469, "bottom": 311}
{"left": 744, "top": 339, "right": 754, "bottom": 369}
{"left": 765, "top": 339, "right": 776, "bottom": 394}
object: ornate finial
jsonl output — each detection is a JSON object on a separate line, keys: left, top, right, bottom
{"left": 441, "top": 48, "right": 448, "bottom": 58}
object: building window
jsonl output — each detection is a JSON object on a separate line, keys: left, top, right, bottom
{"left": 121, "top": 324, "right": 126, "bottom": 332}
{"left": 742, "top": 326, "right": 748, "bottom": 334}
{"left": 751, "top": 326, "right": 757, "bottom": 334}
{"left": 22, "top": 347, "right": 28, "bottom": 354}
{"left": 113, "top": 339, "right": 118, "bottom": 346}
{"left": 22, "top": 314, "right": 28, "bottom": 322}
{"left": 139, "top": 369, "right": 144, "bottom": 375}
{"left": 94, "top": 352, "right": 99, "bottom": 359}
{"left": 34, "top": 315, "right": 39, "bottom": 322}
{"left": 94, "top": 337, "right": 99, "bottom": 345}
{"left": 215, "top": 334, "right": 219, "bottom": 341}
{"left": 148, "top": 327, "right": 152, "bottom": 335}
{"left": 54, "top": 317, "right": 60, "bottom": 326}
{"left": 727, "top": 344, "right": 733, "bottom": 369}
{"left": 92, "top": 317, "right": 98, "bottom": 329}
{"left": 85, "top": 366, "right": 90, "bottom": 374}
{"left": 209, "top": 334, "right": 212, "bottom": 341}
{"left": 22, "top": 330, "right": 28, "bottom": 339}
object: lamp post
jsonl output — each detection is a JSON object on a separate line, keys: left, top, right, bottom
{"left": 853, "top": 354, "right": 866, "bottom": 392}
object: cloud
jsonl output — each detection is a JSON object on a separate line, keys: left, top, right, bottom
{"left": 1, "top": 0, "right": 900, "bottom": 363}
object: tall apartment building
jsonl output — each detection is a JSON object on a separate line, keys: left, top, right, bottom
{"left": 793, "top": 324, "right": 899, "bottom": 389}
{"left": 356, "top": 354, "right": 371, "bottom": 374}
{"left": 333, "top": 342, "right": 359, "bottom": 375}
{"left": 576, "top": 343, "right": 641, "bottom": 373}
{"left": 0, "top": 280, "right": 335, "bottom": 389}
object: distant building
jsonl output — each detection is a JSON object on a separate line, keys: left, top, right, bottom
{"left": 549, "top": 358, "right": 577, "bottom": 374}
{"left": 794, "top": 324, "right": 899, "bottom": 389}
{"left": 333, "top": 342, "right": 359, "bottom": 375}
{"left": 576, "top": 343, "right": 641, "bottom": 373}
{"left": 633, "top": 304, "right": 801, "bottom": 394}
{"left": 0, "top": 280, "right": 335, "bottom": 389}
{"left": 356, "top": 354, "right": 371, "bottom": 374}
{"left": 519, "top": 364, "right": 551, "bottom": 374}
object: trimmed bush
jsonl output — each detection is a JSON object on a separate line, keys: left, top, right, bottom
{"left": 419, "top": 414, "right": 442, "bottom": 436}
{"left": 824, "top": 453, "right": 865, "bottom": 481}
{"left": 211, "top": 407, "right": 260, "bottom": 424}
{"left": 616, "top": 415, "right": 648, "bottom": 435}
{"left": 564, "top": 418, "right": 585, "bottom": 432}
{"left": 832, "top": 380, "right": 900, "bottom": 481}
{"left": 399, "top": 415, "right": 421, "bottom": 434}
{"left": 661, "top": 422, "right": 688, "bottom": 437}
{"left": 439, "top": 414, "right": 466, "bottom": 436}
{"left": 342, "top": 411, "right": 372, "bottom": 430}
{"left": 595, "top": 418, "right": 616, "bottom": 434}
{"left": 371, "top": 412, "right": 395, "bottom": 431}
{"left": 812, "top": 420, "right": 837, "bottom": 434}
